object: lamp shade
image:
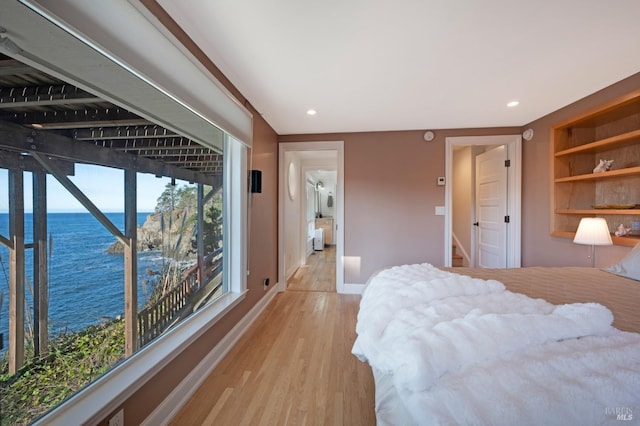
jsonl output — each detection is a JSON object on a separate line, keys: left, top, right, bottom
{"left": 573, "top": 218, "right": 613, "bottom": 246}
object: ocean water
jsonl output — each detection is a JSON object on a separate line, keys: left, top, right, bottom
{"left": 0, "top": 212, "right": 164, "bottom": 353}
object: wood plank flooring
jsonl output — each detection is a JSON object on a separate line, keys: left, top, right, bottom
{"left": 169, "top": 289, "right": 375, "bottom": 425}
{"left": 287, "top": 246, "right": 336, "bottom": 292}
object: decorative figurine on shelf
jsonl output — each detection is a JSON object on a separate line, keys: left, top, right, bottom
{"left": 593, "top": 159, "right": 614, "bottom": 173}
{"left": 614, "top": 223, "right": 631, "bottom": 237}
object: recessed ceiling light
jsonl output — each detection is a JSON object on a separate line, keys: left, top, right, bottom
{"left": 507, "top": 101, "right": 519, "bottom": 108}
{"left": 306, "top": 109, "right": 317, "bottom": 116}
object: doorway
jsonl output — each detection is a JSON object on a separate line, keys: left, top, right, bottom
{"left": 287, "top": 168, "right": 337, "bottom": 292}
{"left": 444, "top": 135, "right": 522, "bottom": 268}
{"left": 278, "top": 141, "right": 345, "bottom": 292}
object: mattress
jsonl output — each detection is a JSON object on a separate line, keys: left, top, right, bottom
{"left": 443, "top": 266, "right": 640, "bottom": 333}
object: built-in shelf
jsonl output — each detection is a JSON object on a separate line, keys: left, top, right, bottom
{"left": 555, "top": 209, "right": 640, "bottom": 215}
{"left": 555, "top": 166, "right": 640, "bottom": 183}
{"left": 551, "top": 89, "right": 640, "bottom": 246}
{"left": 551, "top": 231, "right": 640, "bottom": 247}
{"left": 554, "top": 129, "right": 640, "bottom": 157}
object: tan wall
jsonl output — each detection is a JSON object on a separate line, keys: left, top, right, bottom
{"left": 280, "top": 128, "right": 519, "bottom": 283}
{"left": 281, "top": 73, "right": 640, "bottom": 281}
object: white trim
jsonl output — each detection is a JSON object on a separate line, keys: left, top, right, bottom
{"left": 142, "top": 285, "right": 279, "bottom": 425}
{"left": 224, "top": 136, "right": 249, "bottom": 292}
{"left": 444, "top": 135, "right": 522, "bottom": 268}
{"left": 33, "top": 291, "right": 248, "bottom": 426}
{"left": 342, "top": 283, "right": 366, "bottom": 295}
{"left": 506, "top": 138, "right": 522, "bottom": 267}
{"left": 285, "top": 262, "right": 299, "bottom": 282}
{"left": 452, "top": 231, "right": 471, "bottom": 266}
{"left": 278, "top": 141, "right": 345, "bottom": 293}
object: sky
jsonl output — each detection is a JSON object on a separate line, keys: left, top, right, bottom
{"left": 0, "top": 164, "right": 175, "bottom": 213}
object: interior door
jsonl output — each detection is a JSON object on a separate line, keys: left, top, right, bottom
{"left": 475, "top": 146, "right": 508, "bottom": 268}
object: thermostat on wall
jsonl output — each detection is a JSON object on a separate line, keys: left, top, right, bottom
{"left": 437, "top": 176, "right": 445, "bottom": 186}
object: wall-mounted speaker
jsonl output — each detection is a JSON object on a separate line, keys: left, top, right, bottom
{"left": 522, "top": 128, "right": 534, "bottom": 141}
{"left": 250, "top": 170, "right": 262, "bottom": 193}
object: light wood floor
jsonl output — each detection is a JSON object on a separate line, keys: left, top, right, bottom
{"left": 287, "top": 246, "right": 336, "bottom": 292}
{"left": 169, "top": 284, "right": 375, "bottom": 425}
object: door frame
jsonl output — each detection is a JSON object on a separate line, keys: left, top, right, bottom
{"left": 278, "top": 141, "right": 345, "bottom": 292}
{"left": 444, "top": 135, "right": 522, "bottom": 268}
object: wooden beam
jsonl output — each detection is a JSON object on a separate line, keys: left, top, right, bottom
{"left": 197, "top": 184, "right": 204, "bottom": 286}
{"left": 109, "top": 140, "right": 203, "bottom": 151}
{"left": 0, "top": 84, "right": 101, "bottom": 108}
{"left": 11, "top": 107, "right": 145, "bottom": 128}
{"left": 0, "top": 149, "right": 75, "bottom": 175}
{"left": 118, "top": 149, "right": 217, "bottom": 157}
{"left": 29, "top": 119, "right": 151, "bottom": 130}
{"left": 0, "top": 233, "right": 12, "bottom": 248}
{"left": 74, "top": 126, "right": 179, "bottom": 141}
{"left": 33, "top": 172, "right": 48, "bottom": 357}
{"left": 0, "top": 59, "right": 34, "bottom": 76}
{"left": 8, "top": 169, "right": 25, "bottom": 374}
{"left": 0, "top": 119, "right": 216, "bottom": 186}
{"left": 0, "top": 97, "right": 101, "bottom": 108}
{"left": 124, "top": 169, "right": 138, "bottom": 356}
{"left": 30, "top": 152, "right": 127, "bottom": 245}
{"left": 203, "top": 185, "right": 218, "bottom": 205}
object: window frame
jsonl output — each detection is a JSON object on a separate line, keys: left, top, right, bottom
{"left": 34, "top": 137, "right": 249, "bottom": 426}
{"left": 3, "top": 3, "right": 252, "bottom": 422}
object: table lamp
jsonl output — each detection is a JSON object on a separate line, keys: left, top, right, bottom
{"left": 573, "top": 217, "right": 613, "bottom": 267}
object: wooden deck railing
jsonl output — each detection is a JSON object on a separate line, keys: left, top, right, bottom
{"left": 137, "top": 249, "right": 223, "bottom": 347}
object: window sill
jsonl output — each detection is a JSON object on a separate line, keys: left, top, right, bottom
{"left": 34, "top": 290, "right": 248, "bottom": 425}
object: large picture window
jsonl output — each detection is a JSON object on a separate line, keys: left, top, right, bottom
{"left": 0, "top": 2, "right": 250, "bottom": 423}
{"left": 0, "top": 125, "right": 250, "bottom": 424}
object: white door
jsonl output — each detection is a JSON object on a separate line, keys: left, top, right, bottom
{"left": 475, "top": 146, "right": 508, "bottom": 268}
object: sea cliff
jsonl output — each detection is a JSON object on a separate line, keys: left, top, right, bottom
{"left": 106, "top": 206, "right": 197, "bottom": 259}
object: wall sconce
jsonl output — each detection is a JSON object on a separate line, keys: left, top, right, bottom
{"left": 522, "top": 128, "right": 534, "bottom": 141}
{"left": 573, "top": 217, "right": 612, "bottom": 267}
{"left": 250, "top": 170, "right": 262, "bottom": 193}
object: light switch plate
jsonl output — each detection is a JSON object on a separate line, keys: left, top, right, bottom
{"left": 437, "top": 177, "right": 445, "bottom": 186}
{"left": 435, "top": 206, "right": 445, "bottom": 216}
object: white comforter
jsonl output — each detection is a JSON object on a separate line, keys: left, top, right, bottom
{"left": 352, "top": 263, "right": 640, "bottom": 425}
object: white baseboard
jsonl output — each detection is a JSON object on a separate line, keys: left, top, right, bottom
{"left": 340, "top": 283, "right": 365, "bottom": 295}
{"left": 285, "top": 262, "right": 299, "bottom": 281}
{"left": 143, "top": 285, "right": 280, "bottom": 425}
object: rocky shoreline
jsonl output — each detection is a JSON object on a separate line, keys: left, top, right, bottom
{"left": 106, "top": 207, "right": 197, "bottom": 259}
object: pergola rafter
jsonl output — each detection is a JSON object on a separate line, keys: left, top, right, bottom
{"left": 0, "top": 53, "right": 225, "bottom": 372}
{"left": 0, "top": 119, "right": 219, "bottom": 187}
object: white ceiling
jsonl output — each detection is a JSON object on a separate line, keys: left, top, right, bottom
{"left": 158, "top": 0, "right": 640, "bottom": 135}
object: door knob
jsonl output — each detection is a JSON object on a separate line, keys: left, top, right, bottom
{"left": 473, "top": 222, "right": 479, "bottom": 227}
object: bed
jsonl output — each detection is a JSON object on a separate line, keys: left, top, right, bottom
{"left": 352, "top": 262, "right": 640, "bottom": 425}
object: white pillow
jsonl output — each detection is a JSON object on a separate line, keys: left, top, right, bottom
{"left": 604, "top": 242, "right": 640, "bottom": 281}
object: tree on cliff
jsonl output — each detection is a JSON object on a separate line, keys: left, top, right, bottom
{"left": 203, "top": 204, "right": 223, "bottom": 252}
{"left": 155, "top": 182, "right": 222, "bottom": 254}
{"left": 155, "top": 183, "right": 197, "bottom": 213}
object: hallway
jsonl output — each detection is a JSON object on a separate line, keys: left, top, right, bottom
{"left": 287, "top": 246, "right": 336, "bottom": 292}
